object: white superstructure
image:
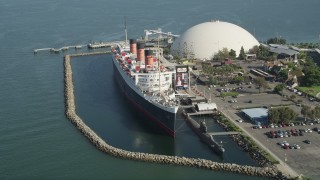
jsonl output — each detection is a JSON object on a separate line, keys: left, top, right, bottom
{"left": 113, "top": 43, "right": 179, "bottom": 113}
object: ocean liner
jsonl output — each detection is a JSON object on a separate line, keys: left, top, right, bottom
{"left": 112, "top": 39, "right": 179, "bottom": 137}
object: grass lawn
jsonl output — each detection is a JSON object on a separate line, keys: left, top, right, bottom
{"left": 297, "top": 86, "right": 320, "bottom": 97}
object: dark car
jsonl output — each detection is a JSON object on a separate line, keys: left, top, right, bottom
{"left": 303, "top": 140, "right": 311, "bottom": 144}
{"left": 299, "top": 132, "right": 304, "bottom": 136}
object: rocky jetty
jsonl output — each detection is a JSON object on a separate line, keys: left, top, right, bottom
{"left": 216, "top": 119, "right": 273, "bottom": 167}
{"left": 64, "top": 54, "right": 288, "bottom": 179}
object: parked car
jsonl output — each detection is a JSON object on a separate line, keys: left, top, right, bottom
{"left": 304, "top": 140, "right": 311, "bottom": 144}
{"left": 236, "top": 119, "right": 243, "bottom": 123}
{"left": 293, "top": 144, "right": 301, "bottom": 149}
{"left": 306, "top": 129, "right": 313, "bottom": 133}
{"left": 299, "top": 132, "right": 304, "bottom": 136}
{"left": 252, "top": 125, "right": 261, "bottom": 129}
{"left": 229, "top": 99, "right": 237, "bottom": 103}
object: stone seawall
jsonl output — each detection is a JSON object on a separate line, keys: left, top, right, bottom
{"left": 64, "top": 54, "right": 285, "bottom": 179}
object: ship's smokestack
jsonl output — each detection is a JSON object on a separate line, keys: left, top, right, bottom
{"left": 137, "top": 42, "right": 145, "bottom": 62}
{"left": 129, "top": 39, "right": 137, "bottom": 54}
{"left": 145, "top": 50, "right": 154, "bottom": 66}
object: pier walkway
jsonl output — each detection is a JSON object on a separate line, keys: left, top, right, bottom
{"left": 208, "top": 132, "right": 239, "bottom": 136}
{"left": 33, "top": 41, "right": 124, "bottom": 54}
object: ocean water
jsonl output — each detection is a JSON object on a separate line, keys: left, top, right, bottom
{"left": 0, "top": 0, "right": 319, "bottom": 179}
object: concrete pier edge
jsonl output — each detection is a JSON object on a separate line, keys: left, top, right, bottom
{"left": 63, "top": 53, "right": 286, "bottom": 179}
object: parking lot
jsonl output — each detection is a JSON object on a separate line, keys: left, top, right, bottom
{"left": 224, "top": 92, "right": 289, "bottom": 109}
{"left": 245, "top": 124, "right": 320, "bottom": 178}
{"left": 195, "top": 82, "right": 320, "bottom": 178}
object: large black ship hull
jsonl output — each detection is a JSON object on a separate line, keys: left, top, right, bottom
{"left": 112, "top": 59, "right": 176, "bottom": 137}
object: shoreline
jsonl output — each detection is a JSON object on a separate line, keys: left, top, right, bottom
{"left": 64, "top": 53, "right": 287, "bottom": 179}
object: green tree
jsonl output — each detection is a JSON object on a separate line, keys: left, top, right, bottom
{"left": 268, "top": 107, "right": 297, "bottom": 124}
{"left": 314, "top": 106, "right": 320, "bottom": 120}
{"left": 214, "top": 47, "right": 230, "bottom": 60}
{"left": 259, "top": 45, "right": 271, "bottom": 59}
{"left": 249, "top": 45, "right": 260, "bottom": 55}
{"left": 277, "top": 70, "right": 288, "bottom": 82}
{"left": 233, "top": 76, "right": 244, "bottom": 84}
{"left": 268, "top": 108, "right": 280, "bottom": 124}
{"left": 202, "top": 63, "right": 214, "bottom": 74}
{"left": 208, "top": 75, "right": 217, "bottom": 85}
{"left": 308, "top": 109, "right": 316, "bottom": 121}
{"left": 229, "top": 49, "right": 236, "bottom": 59}
{"left": 274, "top": 84, "right": 285, "bottom": 95}
{"left": 238, "top": 46, "right": 246, "bottom": 60}
{"left": 267, "top": 37, "right": 287, "bottom": 45}
{"left": 300, "top": 57, "right": 320, "bottom": 86}
{"left": 182, "top": 42, "right": 194, "bottom": 59}
{"left": 254, "top": 77, "right": 269, "bottom": 93}
{"left": 297, "top": 51, "right": 307, "bottom": 60}
{"left": 280, "top": 107, "right": 298, "bottom": 124}
{"left": 301, "top": 105, "right": 311, "bottom": 121}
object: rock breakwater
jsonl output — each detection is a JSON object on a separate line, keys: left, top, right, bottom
{"left": 64, "top": 54, "right": 286, "bottom": 179}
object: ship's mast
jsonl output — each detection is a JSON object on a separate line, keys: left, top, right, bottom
{"left": 158, "top": 36, "right": 161, "bottom": 93}
{"left": 124, "top": 16, "right": 128, "bottom": 44}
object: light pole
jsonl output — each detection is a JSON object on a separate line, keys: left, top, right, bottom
{"left": 284, "top": 153, "right": 287, "bottom": 162}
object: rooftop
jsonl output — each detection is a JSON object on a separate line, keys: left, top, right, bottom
{"left": 269, "top": 47, "right": 299, "bottom": 56}
{"left": 241, "top": 108, "right": 268, "bottom": 119}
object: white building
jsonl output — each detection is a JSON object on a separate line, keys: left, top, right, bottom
{"left": 171, "top": 20, "right": 259, "bottom": 60}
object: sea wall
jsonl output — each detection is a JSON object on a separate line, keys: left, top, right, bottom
{"left": 64, "top": 54, "right": 285, "bottom": 179}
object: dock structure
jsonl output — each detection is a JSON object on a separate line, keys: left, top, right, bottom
{"left": 187, "top": 110, "right": 216, "bottom": 116}
{"left": 208, "top": 132, "right": 239, "bottom": 136}
{"left": 33, "top": 40, "right": 123, "bottom": 54}
{"left": 33, "top": 48, "right": 52, "bottom": 53}
{"left": 88, "top": 42, "right": 113, "bottom": 49}
{"left": 33, "top": 45, "right": 86, "bottom": 54}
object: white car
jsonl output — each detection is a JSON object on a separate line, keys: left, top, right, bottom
{"left": 293, "top": 144, "right": 300, "bottom": 149}
{"left": 281, "top": 141, "right": 289, "bottom": 147}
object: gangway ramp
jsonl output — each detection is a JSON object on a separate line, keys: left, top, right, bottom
{"left": 187, "top": 111, "right": 215, "bottom": 116}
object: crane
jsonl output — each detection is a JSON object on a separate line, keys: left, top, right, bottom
{"left": 144, "top": 28, "right": 179, "bottom": 40}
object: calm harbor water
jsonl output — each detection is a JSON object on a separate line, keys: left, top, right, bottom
{"left": 1, "top": 0, "right": 319, "bottom": 179}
